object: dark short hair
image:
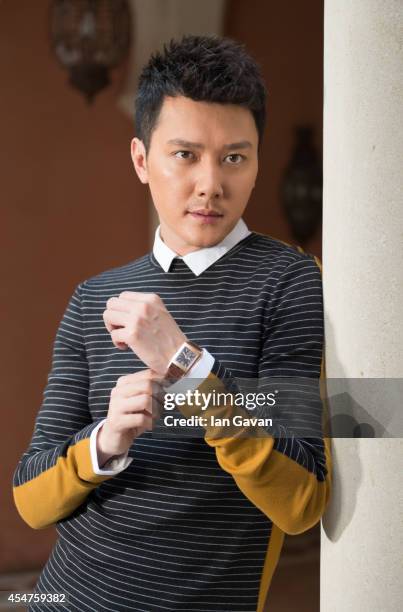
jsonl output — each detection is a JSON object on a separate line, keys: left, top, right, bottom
{"left": 135, "top": 34, "right": 267, "bottom": 152}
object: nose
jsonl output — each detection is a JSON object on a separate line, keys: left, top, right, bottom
{"left": 194, "top": 159, "right": 224, "bottom": 201}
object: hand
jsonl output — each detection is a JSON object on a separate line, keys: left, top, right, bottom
{"left": 103, "top": 292, "right": 187, "bottom": 375}
{"left": 97, "top": 369, "right": 165, "bottom": 463}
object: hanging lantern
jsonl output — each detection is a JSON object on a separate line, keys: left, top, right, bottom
{"left": 50, "top": 0, "right": 131, "bottom": 103}
{"left": 280, "top": 126, "right": 323, "bottom": 246}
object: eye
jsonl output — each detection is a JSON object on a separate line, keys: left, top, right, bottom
{"left": 173, "top": 150, "right": 195, "bottom": 161}
{"left": 224, "top": 153, "right": 245, "bottom": 165}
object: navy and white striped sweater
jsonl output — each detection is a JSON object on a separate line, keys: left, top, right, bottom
{"left": 13, "top": 231, "right": 331, "bottom": 612}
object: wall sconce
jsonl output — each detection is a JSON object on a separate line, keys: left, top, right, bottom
{"left": 50, "top": 0, "right": 131, "bottom": 103}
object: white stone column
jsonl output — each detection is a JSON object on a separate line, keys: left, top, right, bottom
{"left": 322, "top": 1, "right": 403, "bottom": 611}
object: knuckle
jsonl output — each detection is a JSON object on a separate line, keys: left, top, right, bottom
{"left": 131, "top": 312, "right": 143, "bottom": 329}
{"left": 138, "top": 302, "right": 149, "bottom": 317}
{"left": 111, "top": 384, "right": 123, "bottom": 397}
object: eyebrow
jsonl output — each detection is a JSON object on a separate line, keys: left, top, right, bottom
{"left": 166, "top": 139, "right": 253, "bottom": 150}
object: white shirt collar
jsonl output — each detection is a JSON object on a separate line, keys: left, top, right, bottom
{"left": 153, "top": 218, "right": 251, "bottom": 276}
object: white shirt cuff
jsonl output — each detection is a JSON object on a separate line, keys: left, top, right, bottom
{"left": 163, "top": 349, "right": 214, "bottom": 394}
{"left": 89, "top": 418, "right": 133, "bottom": 475}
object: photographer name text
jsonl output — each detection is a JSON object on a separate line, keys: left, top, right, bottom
{"left": 163, "top": 414, "right": 273, "bottom": 428}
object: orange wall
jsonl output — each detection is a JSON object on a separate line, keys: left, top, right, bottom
{"left": 1, "top": 0, "right": 149, "bottom": 570}
{"left": 1, "top": 0, "right": 323, "bottom": 572}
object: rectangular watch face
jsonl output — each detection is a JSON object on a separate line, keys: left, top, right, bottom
{"left": 176, "top": 345, "right": 197, "bottom": 369}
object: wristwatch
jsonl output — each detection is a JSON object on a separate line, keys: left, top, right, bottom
{"left": 164, "top": 340, "right": 203, "bottom": 385}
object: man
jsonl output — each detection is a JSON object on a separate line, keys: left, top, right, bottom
{"left": 13, "top": 35, "right": 331, "bottom": 612}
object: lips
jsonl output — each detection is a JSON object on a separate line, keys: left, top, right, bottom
{"left": 187, "top": 210, "right": 223, "bottom": 217}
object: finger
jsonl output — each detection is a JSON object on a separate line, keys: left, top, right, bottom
{"left": 145, "top": 369, "right": 166, "bottom": 384}
{"left": 106, "top": 296, "right": 154, "bottom": 312}
{"left": 116, "top": 370, "right": 165, "bottom": 387}
{"left": 105, "top": 296, "right": 133, "bottom": 313}
{"left": 103, "top": 309, "right": 130, "bottom": 333}
{"left": 114, "top": 343, "right": 129, "bottom": 350}
{"left": 121, "top": 396, "right": 162, "bottom": 419}
{"left": 119, "top": 291, "right": 161, "bottom": 304}
{"left": 110, "top": 328, "right": 130, "bottom": 347}
{"left": 111, "top": 337, "right": 129, "bottom": 351}
{"left": 117, "top": 381, "right": 164, "bottom": 399}
{"left": 121, "top": 411, "right": 154, "bottom": 431}
{"left": 119, "top": 391, "right": 164, "bottom": 413}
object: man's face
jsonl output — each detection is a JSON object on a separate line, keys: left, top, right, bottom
{"left": 131, "top": 96, "right": 259, "bottom": 255}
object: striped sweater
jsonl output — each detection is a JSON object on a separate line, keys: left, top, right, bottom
{"left": 13, "top": 231, "right": 331, "bottom": 612}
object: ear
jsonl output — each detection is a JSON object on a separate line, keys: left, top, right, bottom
{"left": 131, "top": 137, "right": 149, "bottom": 184}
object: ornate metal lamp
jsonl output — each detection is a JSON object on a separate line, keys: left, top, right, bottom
{"left": 280, "top": 125, "right": 323, "bottom": 246}
{"left": 50, "top": 0, "right": 131, "bottom": 103}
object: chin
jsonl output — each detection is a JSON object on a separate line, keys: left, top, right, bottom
{"left": 186, "top": 229, "right": 227, "bottom": 248}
